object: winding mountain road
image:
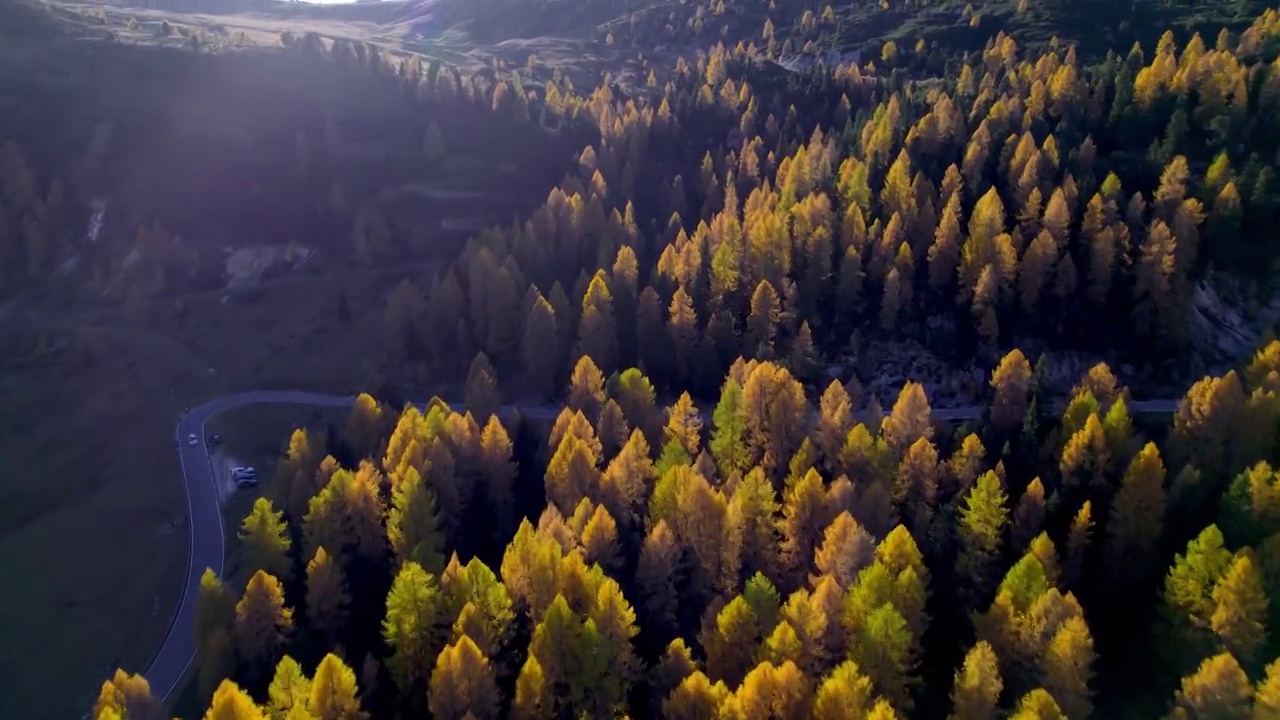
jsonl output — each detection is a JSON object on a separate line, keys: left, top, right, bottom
{"left": 144, "top": 390, "right": 565, "bottom": 702}
{"left": 142, "top": 390, "right": 1180, "bottom": 703}
{"left": 147, "top": 392, "right": 358, "bottom": 703}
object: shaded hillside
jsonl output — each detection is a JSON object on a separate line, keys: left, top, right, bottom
{"left": 0, "top": 2, "right": 583, "bottom": 301}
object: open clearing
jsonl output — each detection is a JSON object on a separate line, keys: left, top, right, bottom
{"left": 0, "top": 253, "right": 422, "bottom": 718}
{"left": 0, "top": 323, "right": 227, "bottom": 720}
{"left": 207, "top": 402, "right": 348, "bottom": 551}
{"left": 50, "top": 0, "right": 604, "bottom": 76}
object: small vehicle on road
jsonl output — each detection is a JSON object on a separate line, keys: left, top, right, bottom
{"left": 187, "top": 433, "right": 198, "bottom": 446}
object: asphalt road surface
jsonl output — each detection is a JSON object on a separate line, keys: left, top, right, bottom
{"left": 142, "top": 390, "right": 1179, "bottom": 702}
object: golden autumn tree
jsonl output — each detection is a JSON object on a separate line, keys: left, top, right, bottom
{"left": 464, "top": 351, "right": 500, "bottom": 421}
{"left": 1161, "top": 525, "right": 1234, "bottom": 675}
{"left": 527, "top": 593, "right": 597, "bottom": 718}
{"left": 961, "top": 187, "right": 1007, "bottom": 291}
{"left": 813, "top": 511, "right": 876, "bottom": 590}
{"left": 636, "top": 520, "right": 681, "bottom": 642}
{"left": 589, "top": 577, "right": 641, "bottom": 711}
{"left": 895, "top": 437, "right": 943, "bottom": 537}
{"left": 882, "top": 382, "right": 934, "bottom": 457}
{"left": 1012, "top": 478, "right": 1047, "bottom": 553}
{"left": 780, "top": 468, "right": 829, "bottom": 589}
{"left": 880, "top": 268, "right": 904, "bottom": 332}
{"left": 747, "top": 280, "right": 783, "bottom": 358}
{"left": 601, "top": 428, "right": 653, "bottom": 533}
{"left": 1030, "top": 533, "right": 1062, "bottom": 589}
{"left": 575, "top": 270, "right": 619, "bottom": 374}
{"left": 1040, "top": 616, "right": 1096, "bottom": 720}
{"left": 929, "top": 193, "right": 963, "bottom": 293}
{"left": 266, "top": 656, "right": 310, "bottom": 719}
{"left": 94, "top": 670, "right": 161, "bottom": 720}
{"left": 196, "top": 569, "right": 236, "bottom": 700}
{"left": 1059, "top": 415, "right": 1110, "bottom": 497}
{"left": 1256, "top": 659, "right": 1280, "bottom": 718}
{"left": 948, "top": 433, "right": 987, "bottom": 495}
{"left": 304, "top": 463, "right": 388, "bottom": 566}
{"left": 544, "top": 431, "right": 601, "bottom": 517}
{"left": 989, "top": 349, "right": 1033, "bottom": 435}
{"left": 816, "top": 379, "right": 855, "bottom": 471}
{"left": 387, "top": 465, "right": 446, "bottom": 574}
{"left": 276, "top": 427, "right": 321, "bottom": 521}
{"left": 597, "top": 399, "right": 629, "bottom": 460}
{"left": 1210, "top": 550, "right": 1270, "bottom": 668}
{"left": 306, "top": 546, "right": 350, "bottom": 645}
{"left": 957, "top": 471, "right": 1009, "bottom": 609}
{"left": 811, "top": 661, "right": 876, "bottom": 720}
{"left": 566, "top": 355, "right": 607, "bottom": 417}
{"left": 1106, "top": 443, "right": 1166, "bottom": 585}
{"left": 345, "top": 393, "right": 385, "bottom": 462}
{"left": 428, "top": 635, "right": 500, "bottom": 720}
{"left": 239, "top": 498, "right": 292, "bottom": 583}
{"left": 655, "top": 464, "right": 738, "bottom": 602}
{"left": 307, "top": 653, "right": 367, "bottom": 720}
{"left": 478, "top": 415, "right": 517, "bottom": 541}
{"left": 233, "top": 571, "right": 294, "bottom": 683}
{"left": 734, "top": 466, "right": 784, "bottom": 585}
{"left": 664, "top": 672, "right": 731, "bottom": 720}
{"left": 668, "top": 285, "right": 699, "bottom": 383}
{"left": 712, "top": 377, "right": 751, "bottom": 479}
{"left": 664, "top": 391, "right": 703, "bottom": 459}
{"left": 581, "top": 503, "right": 622, "bottom": 573}
{"left": 440, "top": 556, "right": 514, "bottom": 659}
{"left": 654, "top": 638, "right": 698, "bottom": 705}
{"left": 844, "top": 527, "right": 930, "bottom": 711}
{"left": 1169, "top": 652, "right": 1254, "bottom": 719}
{"left": 773, "top": 588, "right": 828, "bottom": 675}
{"left": 848, "top": 602, "right": 916, "bottom": 712}
{"left": 742, "top": 361, "right": 808, "bottom": 478}
{"left": 726, "top": 660, "right": 813, "bottom": 719}
{"left": 382, "top": 561, "right": 447, "bottom": 701}
{"left": 1018, "top": 230, "right": 1056, "bottom": 317}
{"left": 1064, "top": 500, "right": 1093, "bottom": 589}
{"left": 510, "top": 655, "right": 553, "bottom": 720}
{"left": 203, "top": 680, "right": 265, "bottom": 720}
{"left": 1008, "top": 689, "right": 1065, "bottom": 720}
{"left": 949, "top": 641, "right": 1002, "bottom": 720}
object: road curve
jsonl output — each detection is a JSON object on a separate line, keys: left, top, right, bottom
{"left": 143, "top": 390, "right": 1179, "bottom": 702}
{"left": 146, "top": 392, "right": 358, "bottom": 703}
{"left": 144, "top": 390, "right": 563, "bottom": 702}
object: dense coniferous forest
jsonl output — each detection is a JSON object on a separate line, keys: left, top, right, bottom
{"left": 100, "top": 346, "right": 1280, "bottom": 720}
{"left": 67, "top": 0, "right": 1280, "bottom": 718}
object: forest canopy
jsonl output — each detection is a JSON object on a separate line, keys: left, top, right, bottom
{"left": 101, "top": 337, "right": 1280, "bottom": 719}
{"left": 67, "top": 0, "right": 1280, "bottom": 718}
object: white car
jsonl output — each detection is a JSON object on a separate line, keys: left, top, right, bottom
{"left": 187, "top": 433, "right": 198, "bottom": 446}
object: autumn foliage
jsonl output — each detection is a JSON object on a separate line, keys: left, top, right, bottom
{"left": 88, "top": 4, "right": 1280, "bottom": 719}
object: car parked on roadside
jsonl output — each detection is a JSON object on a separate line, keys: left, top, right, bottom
{"left": 235, "top": 475, "right": 260, "bottom": 489}
{"left": 208, "top": 434, "right": 222, "bottom": 444}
